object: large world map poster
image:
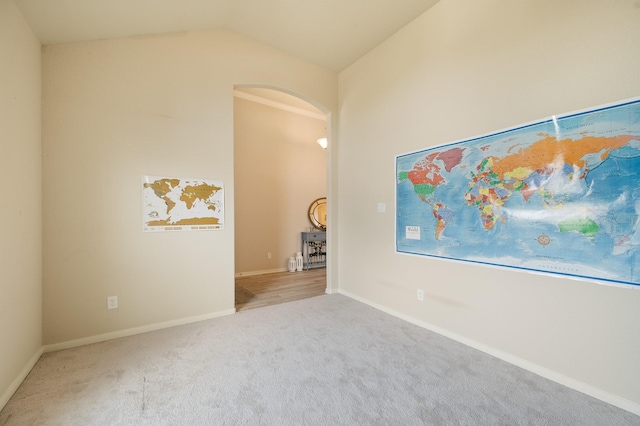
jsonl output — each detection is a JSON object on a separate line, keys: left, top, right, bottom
{"left": 396, "top": 98, "right": 640, "bottom": 287}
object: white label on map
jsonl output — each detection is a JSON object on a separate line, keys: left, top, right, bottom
{"left": 406, "top": 226, "right": 421, "bottom": 240}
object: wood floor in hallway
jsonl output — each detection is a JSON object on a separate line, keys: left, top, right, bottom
{"left": 235, "top": 268, "right": 327, "bottom": 311}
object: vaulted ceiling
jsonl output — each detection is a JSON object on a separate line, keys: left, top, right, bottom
{"left": 14, "top": 0, "right": 440, "bottom": 72}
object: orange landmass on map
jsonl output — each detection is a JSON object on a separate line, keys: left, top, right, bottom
{"left": 143, "top": 179, "right": 180, "bottom": 196}
{"left": 407, "top": 152, "right": 445, "bottom": 186}
{"left": 490, "top": 134, "right": 637, "bottom": 178}
{"left": 143, "top": 179, "right": 181, "bottom": 213}
{"left": 146, "top": 217, "right": 220, "bottom": 226}
{"left": 180, "top": 183, "right": 222, "bottom": 209}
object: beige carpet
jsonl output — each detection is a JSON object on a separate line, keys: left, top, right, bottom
{"left": 1, "top": 294, "right": 638, "bottom": 425}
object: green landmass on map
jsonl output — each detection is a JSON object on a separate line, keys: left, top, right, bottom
{"left": 557, "top": 217, "right": 600, "bottom": 240}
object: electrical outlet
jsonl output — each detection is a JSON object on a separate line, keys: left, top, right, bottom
{"left": 107, "top": 296, "right": 118, "bottom": 310}
{"left": 417, "top": 289, "right": 424, "bottom": 302}
{"left": 267, "top": 252, "right": 272, "bottom": 259}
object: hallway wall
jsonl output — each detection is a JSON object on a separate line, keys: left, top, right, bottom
{"left": 234, "top": 93, "right": 326, "bottom": 274}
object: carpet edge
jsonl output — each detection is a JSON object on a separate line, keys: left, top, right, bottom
{"left": 337, "top": 289, "right": 640, "bottom": 417}
{"left": 0, "top": 346, "right": 43, "bottom": 412}
{"left": 42, "top": 308, "right": 237, "bottom": 353}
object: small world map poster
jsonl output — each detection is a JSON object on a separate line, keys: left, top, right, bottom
{"left": 142, "top": 175, "right": 224, "bottom": 232}
{"left": 396, "top": 98, "right": 640, "bottom": 287}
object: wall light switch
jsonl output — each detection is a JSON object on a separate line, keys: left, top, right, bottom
{"left": 377, "top": 203, "right": 386, "bottom": 213}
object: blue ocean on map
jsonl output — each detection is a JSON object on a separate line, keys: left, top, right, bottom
{"left": 396, "top": 99, "right": 640, "bottom": 287}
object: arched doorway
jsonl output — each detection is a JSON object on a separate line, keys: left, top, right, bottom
{"left": 233, "top": 86, "right": 331, "bottom": 310}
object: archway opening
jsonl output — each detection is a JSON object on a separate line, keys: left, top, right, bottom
{"left": 233, "top": 86, "right": 331, "bottom": 311}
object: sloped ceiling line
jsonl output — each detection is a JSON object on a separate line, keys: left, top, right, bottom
{"left": 14, "top": 0, "right": 441, "bottom": 71}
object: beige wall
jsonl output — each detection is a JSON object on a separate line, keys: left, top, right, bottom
{"left": 0, "top": 0, "right": 42, "bottom": 407}
{"left": 338, "top": 0, "right": 640, "bottom": 410}
{"left": 42, "top": 30, "right": 337, "bottom": 345}
{"left": 234, "top": 95, "right": 326, "bottom": 274}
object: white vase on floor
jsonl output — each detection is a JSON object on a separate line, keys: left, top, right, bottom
{"left": 295, "top": 252, "right": 303, "bottom": 272}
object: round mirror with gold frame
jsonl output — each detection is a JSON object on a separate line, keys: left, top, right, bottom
{"left": 308, "top": 197, "right": 327, "bottom": 231}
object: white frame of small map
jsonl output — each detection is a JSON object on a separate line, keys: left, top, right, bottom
{"left": 396, "top": 98, "right": 640, "bottom": 288}
{"left": 142, "top": 175, "right": 224, "bottom": 232}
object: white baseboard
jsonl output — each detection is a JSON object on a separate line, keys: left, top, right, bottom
{"left": 338, "top": 289, "right": 640, "bottom": 416}
{"left": 1, "top": 346, "right": 43, "bottom": 411}
{"left": 43, "top": 308, "right": 236, "bottom": 353}
{"left": 235, "top": 268, "right": 287, "bottom": 278}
